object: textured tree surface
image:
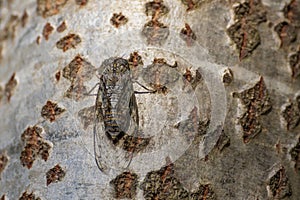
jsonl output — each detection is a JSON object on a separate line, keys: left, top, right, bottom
{"left": 0, "top": 0, "right": 300, "bottom": 199}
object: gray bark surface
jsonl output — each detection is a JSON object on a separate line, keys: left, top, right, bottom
{"left": 0, "top": 0, "right": 299, "bottom": 199}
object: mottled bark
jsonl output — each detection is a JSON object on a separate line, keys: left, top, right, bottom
{"left": 0, "top": 0, "right": 299, "bottom": 199}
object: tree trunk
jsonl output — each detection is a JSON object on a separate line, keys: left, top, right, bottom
{"left": 0, "top": 0, "right": 299, "bottom": 199}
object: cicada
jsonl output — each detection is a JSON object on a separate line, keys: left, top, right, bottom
{"left": 93, "top": 57, "right": 143, "bottom": 172}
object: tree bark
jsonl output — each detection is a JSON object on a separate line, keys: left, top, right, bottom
{"left": 0, "top": 0, "right": 299, "bottom": 199}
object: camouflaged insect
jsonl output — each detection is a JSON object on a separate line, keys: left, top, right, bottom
{"left": 94, "top": 57, "right": 140, "bottom": 172}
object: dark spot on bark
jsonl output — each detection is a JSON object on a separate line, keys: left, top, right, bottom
{"left": 180, "top": 23, "right": 197, "bottom": 46}
{"left": 181, "top": 0, "right": 196, "bottom": 11}
{"left": 183, "top": 68, "right": 193, "bottom": 82}
{"left": 290, "top": 137, "right": 300, "bottom": 172}
{"left": 0, "top": 151, "right": 8, "bottom": 180}
{"left": 56, "top": 21, "right": 67, "bottom": 32}
{"left": 128, "top": 51, "right": 143, "bottom": 68}
{"left": 36, "top": 36, "right": 41, "bottom": 44}
{"left": 41, "top": 100, "right": 66, "bottom": 122}
{"left": 182, "top": 68, "right": 203, "bottom": 89}
{"left": 55, "top": 71, "right": 61, "bottom": 82}
{"left": 37, "top": 0, "right": 68, "bottom": 18}
{"left": 21, "top": 10, "right": 28, "bottom": 27}
{"left": 19, "top": 191, "right": 41, "bottom": 200}
{"left": 222, "top": 68, "right": 233, "bottom": 85}
{"left": 191, "top": 69, "right": 203, "bottom": 89}
{"left": 20, "top": 126, "right": 52, "bottom": 169}
{"left": 56, "top": 33, "right": 81, "bottom": 52}
{"left": 0, "top": 72, "right": 18, "bottom": 103}
{"left": 42, "top": 22, "right": 54, "bottom": 40}
{"left": 110, "top": 171, "right": 139, "bottom": 199}
{"left": 75, "top": 0, "right": 88, "bottom": 6}
{"left": 110, "top": 13, "right": 128, "bottom": 28}
{"left": 274, "top": 21, "right": 297, "bottom": 48}
{"left": 268, "top": 167, "right": 292, "bottom": 199}
{"left": 233, "top": 77, "right": 272, "bottom": 143}
{"left": 46, "top": 164, "right": 66, "bottom": 186}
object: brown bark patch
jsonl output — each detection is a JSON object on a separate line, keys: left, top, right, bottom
{"left": 56, "top": 21, "right": 67, "bottom": 33}
{"left": 37, "top": 0, "right": 69, "bottom": 18}
{"left": 42, "top": 22, "right": 54, "bottom": 40}
{"left": 110, "top": 171, "right": 139, "bottom": 199}
{"left": 56, "top": 33, "right": 81, "bottom": 52}
{"left": 46, "top": 164, "right": 66, "bottom": 186}
{"left": 290, "top": 137, "right": 300, "bottom": 172}
{"left": 227, "top": 0, "right": 267, "bottom": 60}
{"left": 180, "top": 23, "right": 197, "bottom": 46}
{"left": 0, "top": 152, "right": 8, "bottom": 180}
{"left": 268, "top": 167, "right": 292, "bottom": 199}
{"left": 233, "top": 77, "right": 272, "bottom": 143}
{"left": 41, "top": 100, "right": 66, "bottom": 122}
{"left": 19, "top": 191, "right": 41, "bottom": 200}
{"left": 110, "top": 13, "right": 128, "bottom": 28}
{"left": 20, "top": 126, "right": 52, "bottom": 169}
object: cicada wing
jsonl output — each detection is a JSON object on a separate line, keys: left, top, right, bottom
{"left": 93, "top": 87, "right": 109, "bottom": 172}
{"left": 129, "top": 93, "right": 139, "bottom": 128}
{"left": 93, "top": 118, "right": 108, "bottom": 172}
{"left": 93, "top": 83, "right": 135, "bottom": 172}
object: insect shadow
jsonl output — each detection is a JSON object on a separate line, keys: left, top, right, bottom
{"left": 85, "top": 57, "right": 156, "bottom": 173}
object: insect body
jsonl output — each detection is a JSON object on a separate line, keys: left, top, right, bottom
{"left": 94, "top": 57, "right": 139, "bottom": 172}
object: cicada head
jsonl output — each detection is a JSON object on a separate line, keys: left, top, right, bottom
{"left": 112, "top": 58, "right": 130, "bottom": 74}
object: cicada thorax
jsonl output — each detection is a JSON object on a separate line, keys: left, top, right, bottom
{"left": 98, "top": 58, "right": 137, "bottom": 145}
